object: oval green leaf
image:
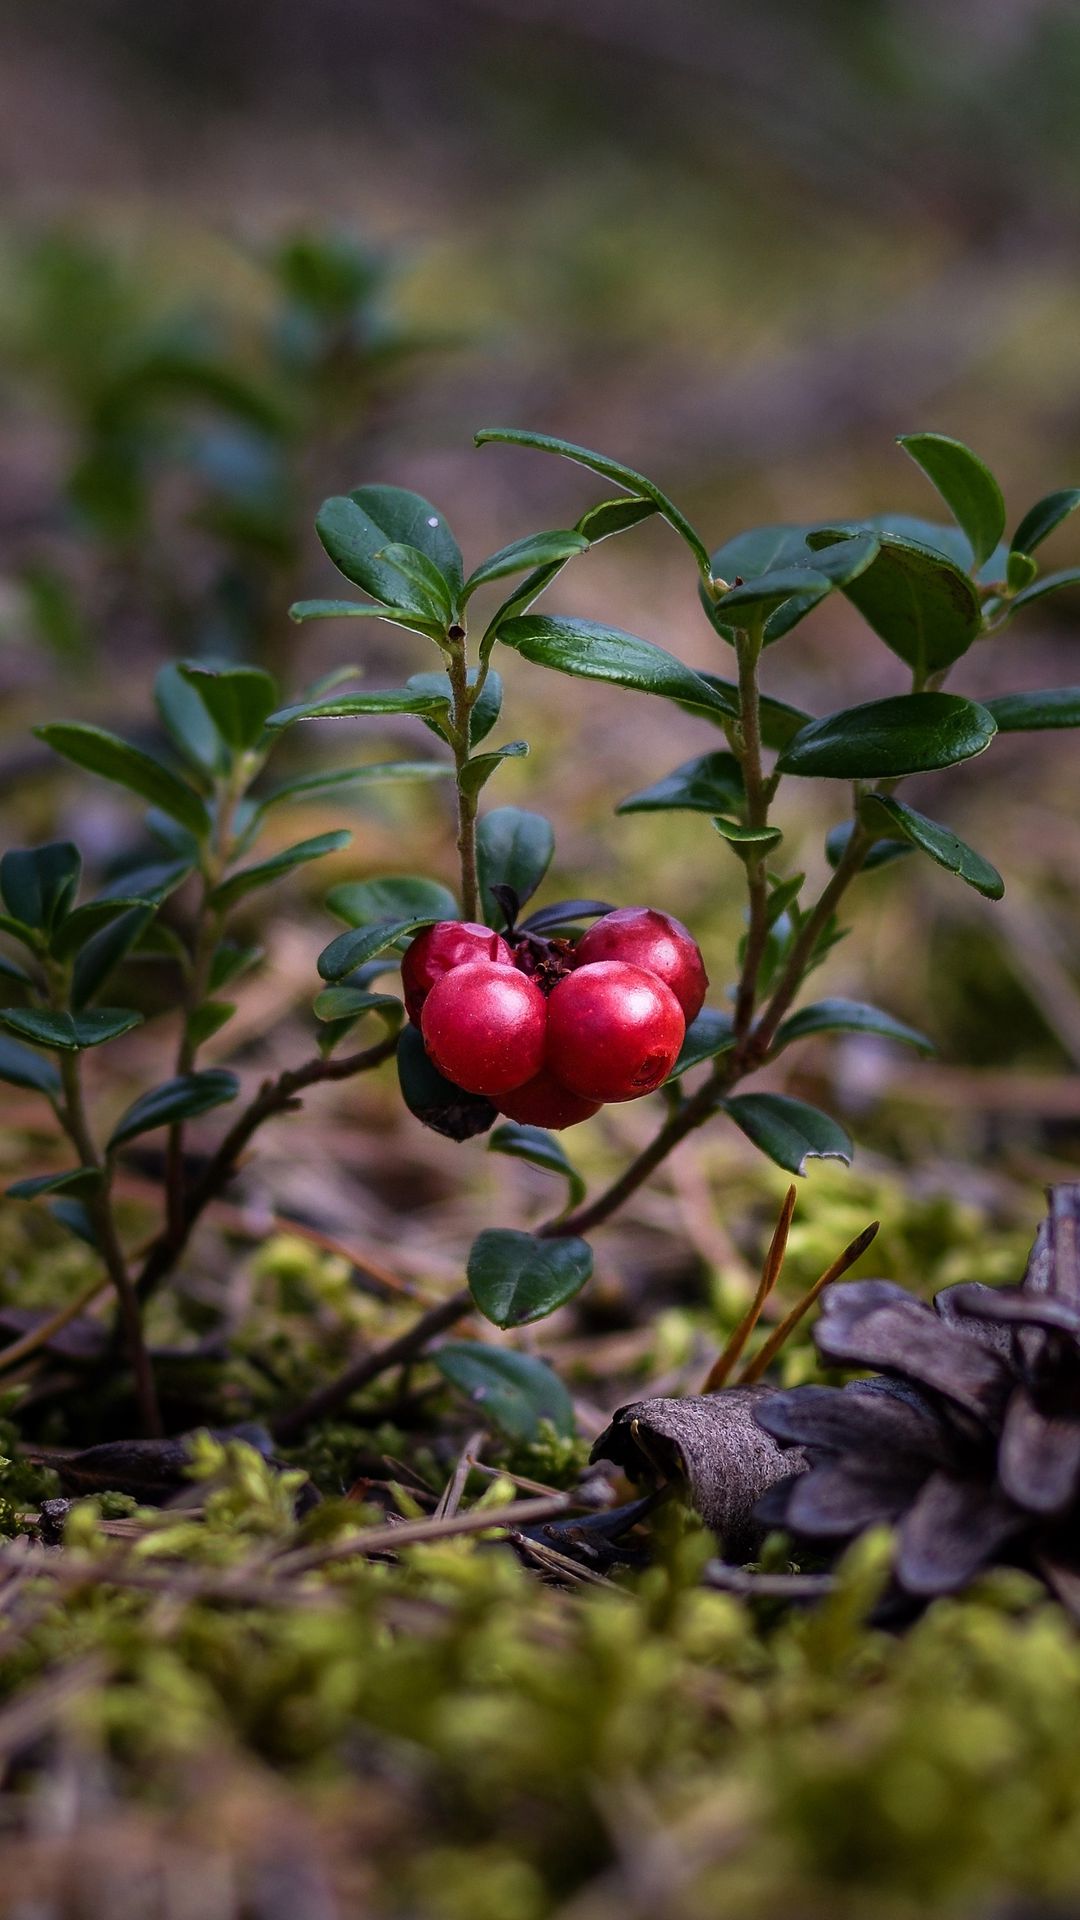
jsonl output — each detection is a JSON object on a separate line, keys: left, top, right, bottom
{"left": 1011, "top": 489, "right": 1080, "bottom": 557}
{"left": 35, "top": 725, "right": 211, "bottom": 841}
{"left": 466, "top": 1227, "right": 593, "bottom": 1329}
{"left": 860, "top": 795, "right": 1004, "bottom": 900}
{"left": 984, "top": 688, "right": 1080, "bottom": 732}
{"left": 477, "top": 808, "right": 555, "bottom": 926}
{"left": 836, "top": 532, "right": 983, "bottom": 674}
{"left": 664, "top": 1008, "right": 736, "bottom": 1082}
{"left": 488, "top": 1123, "right": 587, "bottom": 1212}
{"left": 898, "top": 432, "right": 1005, "bottom": 568}
{"left": 107, "top": 1069, "right": 240, "bottom": 1151}
{"left": 498, "top": 614, "right": 735, "bottom": 719}
{"left": 723, "top": 1092, "right": 852, "bottom": 1176}
{"left": 617, "top": 751, "right": 744, "bottom": 817}
{"left": 0, "top": 1007, "right": 143, "bottom": 1051}
{"left": 327, "top": 875, "right": 459, "bottom": 929}
{"left": 774, "top": 997, "right": 933, "bottom": 1055}
{"left": 434, "top": 1341, "right": 575, "bottom": 1440}
{"left": 777, "top": 692, "right": 997, "bottom": 779}
{"left": 463, "top": 530, "right": 590, "bottom": 600}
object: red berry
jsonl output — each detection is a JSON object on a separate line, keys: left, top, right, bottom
{"left": 574, "top": 907, "right": 708, "bottom": 1022}
{"left": 497, "top": 1068, "right": 601, "bottom": 1131}
{"left": 421, "top": 961, "right": 546, "bottom": 1096}
{"left": 545, "top": 961, "right": 685, "bottom": 1103}
{"left": 401, "top": 921, "right": 511, "bottom": 1025}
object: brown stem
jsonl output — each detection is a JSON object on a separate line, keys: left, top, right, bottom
{"left": 732, "top": 624, "right": 770, "bottom": 1042}
{"left": 58, "top": 1050, "right": 162, "bottom": 1437}
{"left": 447, "top": 636, "right": 480, "bottom": 920}
{"left": 539, "top": 1067, "right": 733, "bottom": 1239}
{"left": 135, "top": 1031, "right": 399, "bottom": 1304}
{"left": 270, "top": 1286, "right": 471, "bottom": 1443}
{"left": 744, "top": 821, "right": 872, "bottom": 1063}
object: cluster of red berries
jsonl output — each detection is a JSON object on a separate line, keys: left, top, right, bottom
{"left": 401, "top": 907, "right": 708, "bottom": 1130}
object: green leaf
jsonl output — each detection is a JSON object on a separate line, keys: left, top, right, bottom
{"left": 0, "top": 844, "right": 81, "bottom": 935}
{"left": 898, "top": 432, "right": 1005, "bottom": 567}
{"left": 318, "top": 917, "right": 439, "bottom": 982}
{"left": 373, "top": 542, "right": 454, "bottom": 623}
{"left": 0, "top": 1034, "right": 60, "bottom": 1096}
{"left": 714, "top": 819, "right": 784, "bottom": 852}
{"left": 36, "top": 724, "right": 211, "bottom": 840}
{"left": 72, "top": 904, "right": 155, "bottom": 1009}
{"left": 723, "top": 1092, "right": 852, "bottom": 1176}
{"left": 488, "top": 1123, "right": 587, "bottom": 1211}
{"left": 616, "top": 751, "right": 744, "bottom": 817}
{"left": 289, "top": 598, "right": 428, "bottom": 626}
{"left": 154, "top": 662, "right": 226, "bottom": 781}
{"left": 212, "top": 831, "right": 350, "bottom": 910}
{"left": 0, "top": 1007, "right": 142, "bottom": 1050}
{"left": 312, "top": 986, "right": 403, "bottom": 1030}
{"left": 664, "top": 1008, "right": 736, "bottom": 1082}
{"left": 98, "top": 856, "right": 194, "bottom": 905}
{"left": 825, "top": 822, "right": 912, "bottom": 872}
{"left": 107, "top": 1070, "right": 239, "bottom": 1150}
{"left": 984, "top": 688, "right": 1080, "bottom": 732}
{"left": 255, "top": 758, "right": 453, "bottom": 816}
{"left": 1007, "top": 568, "right": 1080, "bottom": 612}
{"left": 49, "top": 897, "right": 152, "bottom": 962}
{"left": 477, "top": 808, "right": 554, "bottom": 925}
{"left": 466, "top": 1227, "right": 592, "bottom": 1329}
{"left": 209, "top": 942, "right": 263, "bottom": 992}
{"left": 315, "top": 495, "right": 444, "bottom": 619}
{"left": 179, "top": 664, "right": 279, "bottom": 753}
{"left": 463, "top": 530, "right": 589, "bottom": 600}
{"left": 836, "top": 532, "right": 983, "bottom": 675}
{"left": 186, "top": 1002, "right": 235, "bottom": 1048}
{"left": 0, "top": 951, "right": 32, "bottom": 989}
{"left": 1011, "top": 489, "right": 1080, "bottom": 556}
{"left": 267, "top": 685, "right": 452, "bottom": 730}
{"left": 675, "top": 672, "right": 811, "bottom": 749}
{"left": 775, "top": 997, "right": 933, "bottom": 1055}
{"left": 860, "top": 795, "right": 1004, "bottom": 900}
{"left": 47, "top": 1198, "right": 99, "bottom": 1248}
{"left": 702, "top": 527, "right": 878, "bottom": 644}
{"left": 576, "top": 496, "right": 658, "bottom": 542}
{"left": 434, "top": 1341, "right": 575, "bottom": 1440}
{"left": 7, "top": 1166, "right": 102, "bottom": 1201}
{"left": 459, "top": 741, "right": 529, "bottom": 798}
{"left": 350, "top": 483, "right": 463, "bottom": 595}
{"left": 777, "top": 693, "right": 997, "bottom": 779}
{"left": 518, "top": 899, "right": 615, "bottom": 935}
{"left": 407, "top": 668, "right": 502, "bottom": 748}
{"left": 498, "top": 615, "right": 735, "bottom": 720}
{"left": 326, "top": 875, "right": 459, "bottom": 928}
{"left": 714, "top": 566, "right": 831, "bottom": 623}
{"left": 1006, "top": 551, "right": 1038, "bottom": 593}
{"left": 475, "top": 427, "right": 710, "bottom": 573}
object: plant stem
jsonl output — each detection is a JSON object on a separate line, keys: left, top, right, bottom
{"left": 135, "top": 1030, "right": 399, "bottom": 1303}
{"left": 446, "top": 634, "right": 480, "bottom": 920}
{"left": 57, "top": 1049, "right": 162, "bottom": 1437}
{"left": 745, "top": 819, "right": 872, "bottom": 1062}
{"left": 732, "top": 622, "right": 770, "bottom": 1041}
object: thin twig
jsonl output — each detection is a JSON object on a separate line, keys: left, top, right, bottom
{"left": 738, "top": 1218, "right": 879, "bottom": 1383}
{"left": 700, "top": 1185, "right": 797, "bottom": 1391}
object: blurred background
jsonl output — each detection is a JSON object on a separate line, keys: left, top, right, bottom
{"left": 2, "top": 0, "right": 1080, "bottom": 1239}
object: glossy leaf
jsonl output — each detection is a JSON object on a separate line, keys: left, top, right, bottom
{"left": 47, "top": 1198, "right": 99, "bottom": 1248}
{"left": 1011, "top": 489, "right": 1080, "bottom": 556}
{"left": 326, "top": 875, "right": 459, "bottom": 928}
{"left": 777, "top": 693, "right": 997, "bottom": 779}
{"left": 36, "top": 724, "right": 211, "bottom": 840}
{"left": 477, "top": 808, "right": 555, "bottom": 926}
{"left": 318, "top": 916, "right": 439, "bottom": 982}
{"left": 899, "top": 432, "right": 1005, "bottom": 567}
{"left": 96, "top": 858, "right": 193, "bottom": 907}
{"left": 179, "top": 664, "right": 279, "bottom": 752}
{"left": 775, "top": 997, "right": 933, "bottom": 1055}
{"left": 459, "top": 741, "right": 529, "bottom": 798}
{"left": 186, "top": 1002, "right": 235, "bottom": 1049}
{"left": 837, "top": 532, "right": 983, "bottom": 674}
{"left": 312, "top": 986, "right": 403, "bottom": 1028}
{"left": 209, "top": 942, "right": 263, "bottom": 992}
{"left": 373, "top": 541, "right": 455, "bottom": 623}
{"left": 0, "top": 1034, "right": 60, "bottom": 1096}
{"left": 723, "top": 1092, "right": 852, "bottom": 1175}
{"left": 289, "top": 598, "right": 427, "bottom": 626}
{"left": 7, "top": 1166, "right": 102, "bottom": 1201}
{"left": 984, "top": 688, "right": 1080, "bottom": 732}
{"left": 714, "top": 819, "right": 783, "bottom": 851}
{"left": 0, "top": 1007, "right": 142, "bottom": 1050}
{"left": 475, "top": 427, "right": 710, "bottom": 572}
{"left": 350, "top": 483, "right": 464, "bottom": 595}
{"left": 72, "top": 904, "right": 155, "bottom": 1009}
{"left": 0, "top": 843, "right": 81, "bottom": 934}
{"left": 664, "top": 1008, "right": 736, "bottom": 1082}
{"left": 107, "top": 1070, "right": 240, "bottom": 1150}
{"left": 212, "top": 830, "right": 350, "bottom": 910}
{"left": 434, "top": 1341, "right": 575, "bottom": 1440}
{"left": 714, "top": 566, "right": 831, "bottom": 623}
{"left": 678, "top": 672, "right": 811, "bottom": 749}
{"left": 860, "top": 795, "right": 1004, "bottom": 900}
{"left": 466, "top": 1227, "right": 592, "bottom": 1329}
{"left": 315, "top": 494, "right": 442, "bottom": 616}
{"left": 268, "top": 685, "right": 452, "bottom": 731}
{"left": 464, "top": 530, "right": 589, "bottom": 600}
{"left": 488, "top": 1123, "right": 587, "bottom": 1211}
{"left": 616, "top": 751, "right": 744, "bottom": 817}
{"left": 499, "top": 614, "right": 735, "bottom": 719}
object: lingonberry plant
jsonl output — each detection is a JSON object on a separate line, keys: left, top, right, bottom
{"left": 1, "top": 429, "right": 1078, "bottom": 1434}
